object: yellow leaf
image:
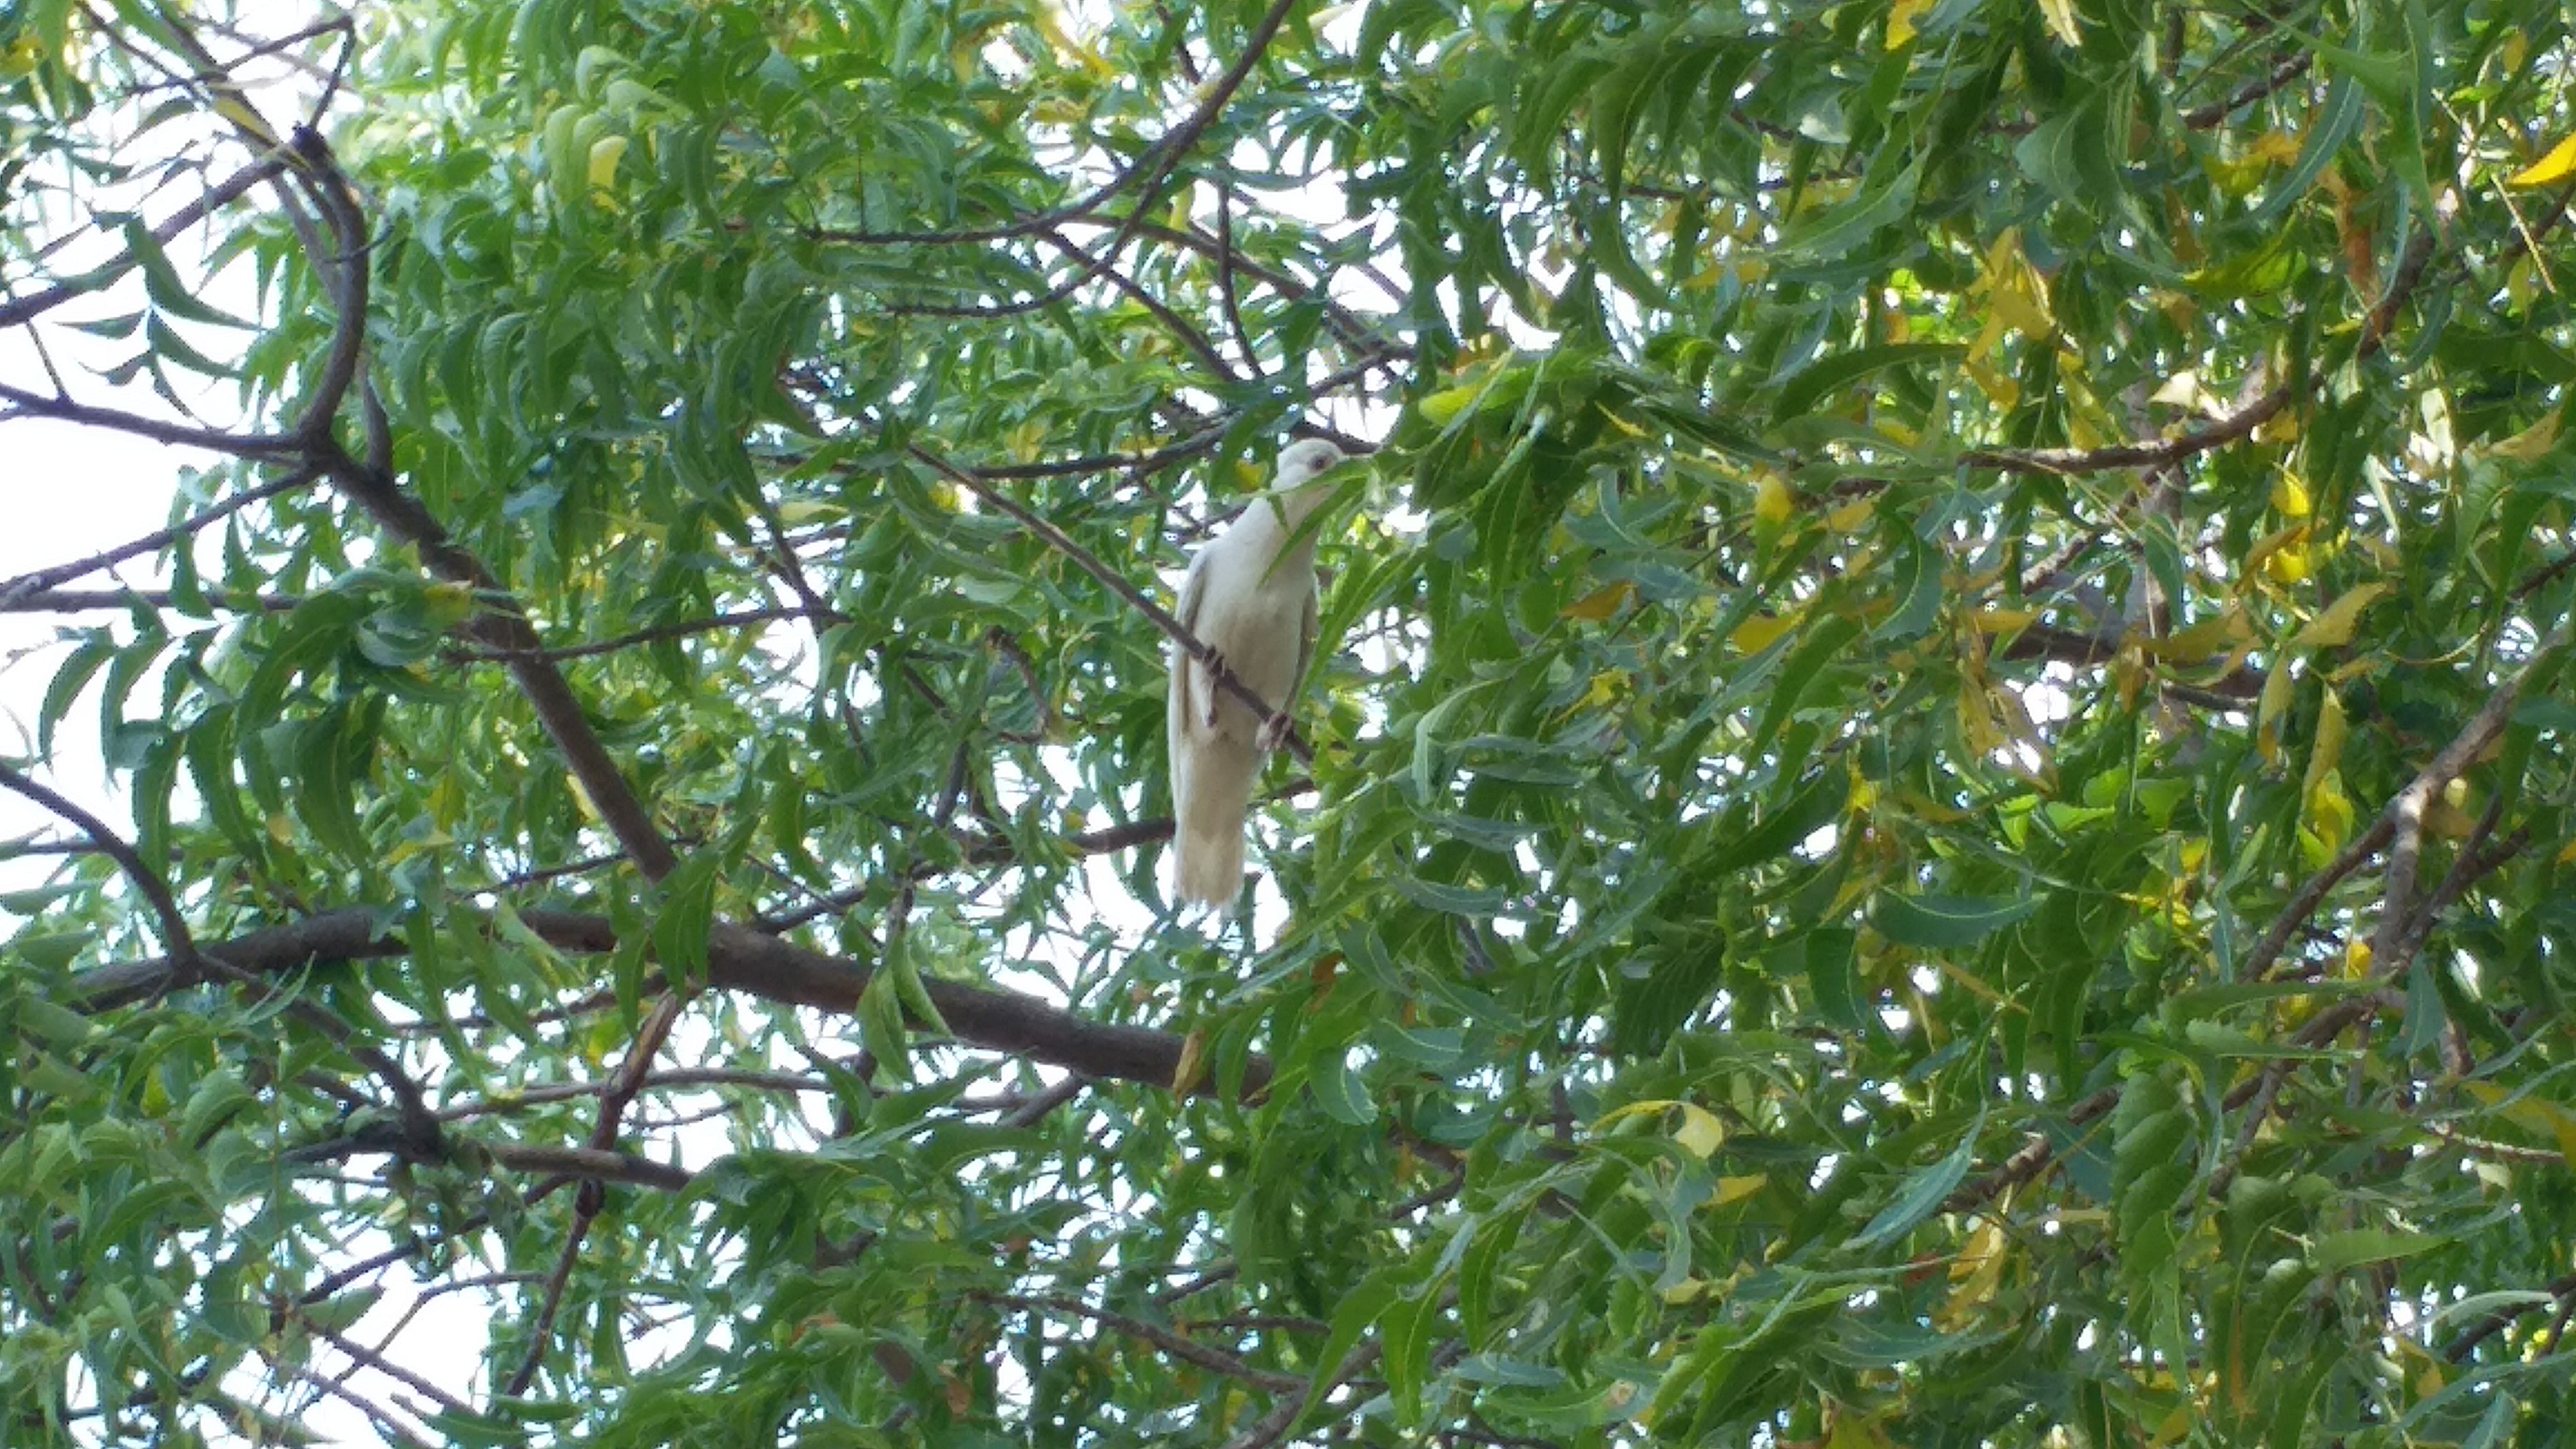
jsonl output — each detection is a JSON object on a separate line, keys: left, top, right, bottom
{"left": 1966, "top": 357, "right": 2021, "bottom": 409}
{"left": 1938, "top": 1220, "right": 2010, "bottom": 1330}
{"left": 2301, "top": 686, "right": 2348, "bottom": 799}
{"left": 1887, "top": 0, "right": 1929, "bottom": 48}
{"left": 211, "top": 92, "right": 280, "bottom": 147}
{"left": 1972, "top": 608, "right": 2040, "bottom": 635}
{"left": 1030, "top": 0, "right": 1117, "bottom": 78}
{"left": 2302, "top": 770, "right": 2355, "bottom": 860}
{"left": 1673, "top": 1104, "right": 1725, "bottom": 1158}
{"left": 2428, "top": 779, "right": 2479, "bottom": 839}
{"left": 1826, "top": 498, "right": 1874, "bottom": 533}
{"left": 586, "top": 134, "right": 628, "bottom": 193}
{"left": 2246, "top": 129, "right": 2304, "bottom": 166}
{"left": 2147, "top": 608, "right": 2243, "bottom": 665}
{"left": 1169, "top": 1029, "right": 1209, "bottom": 1096}
{"left": 2464, "top": 1082, "right": 2576, "bottom": 1167}
{"left": 2149, "top": 370, "right": 2206, "bottom": 410}
{"left": 1711, "top": 1173, "right": 1767, "bottom": 1206}
{"left": 1754, "top": 472, "right": 1794, "bottom": 527}
{"left": 1562, "top": 580, "right": 1636, "bottom": 622}
{"left": 2038, "top": 0, "right": 2083, "bottom": 48}
{"left": 1597, "top": 404, "right": 1650, "bottom": 439}
{"left": 1731, "top": 612, "right": 1801, "bottom": 654}
{"left": 2243, "top": 519, "right": 2309, "bottom": 580}
{"left": 1416, "top": 385, "right": 1479, "bottom": 424}
{"left": 2289, "top": 583, "right": 2392, "bottom": 650}
{"left": 2556, "top": 837, "right": 2576, "bottom": 866}
{"left": 2256, "top": 655, "right": 2294, "bottom": 766}
{"left": 1593, "top": 1098, "right": 1724, "bottom": 1157}
{"left": 1958, "top": 675, "right": 2004, "bottom": 756}
{"left": 2507, "top": 134, "right": 2576, "bottom": 189}
{"left": 2483, "top": 408, "right": 2561, "bottom": 463}
{"left": 2271, "top": 472, "right": 2313, "bottom": 518}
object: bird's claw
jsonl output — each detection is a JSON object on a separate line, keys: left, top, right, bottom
{"left": 1256, "top": 712, "right": 1294, "bottom": 754}
{"left": 1202, "top": 650, "right": 1227, "bottom": 728}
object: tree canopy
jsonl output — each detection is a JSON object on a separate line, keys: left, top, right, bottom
{"left": 7, "top": 0, "right": 2576, "bottom": 1443}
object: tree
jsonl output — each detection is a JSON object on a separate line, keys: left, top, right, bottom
{"left": 5, "top": 0, "right": 2576, "bottom": 1442}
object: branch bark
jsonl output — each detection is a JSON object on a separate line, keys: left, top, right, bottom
{"left": 70, "top": 907, "right": 1273, "bottom": 1096}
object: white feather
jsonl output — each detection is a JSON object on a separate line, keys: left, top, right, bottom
{"left": 1167, "top": 440, "right": 1344, "bottom": 913}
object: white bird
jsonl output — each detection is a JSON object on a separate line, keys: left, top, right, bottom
{"left": 1167, "top": 439, "right": 1346, "bottom": 913}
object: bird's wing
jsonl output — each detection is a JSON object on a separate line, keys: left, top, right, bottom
{"left": 1172, "top": 548, "right": 1214, "bottom": 727}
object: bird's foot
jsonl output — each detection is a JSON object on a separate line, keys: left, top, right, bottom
{"left": 1257, "top": 711, "right": 1295, "bottom": 754}
{"left": 1202, "top": 650, "right": 1228, "bottom": 728}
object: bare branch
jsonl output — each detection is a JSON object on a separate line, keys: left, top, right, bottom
{"left": 0, "top": 468, "right": 318, "bottom": 606}
{"left": 1221, "top": 1337, "right": 1382, "bottom": 1449}
{"left": 0, "top": 762, "right": 198, "bottom": 968}
{"left": 2368, "top": 629, "right": 2564, "bottom": 983}
{"left": 1960, "top": 387, "right": 2289, "bottom": 478}
{"left": 0, "top": 587, "right": 297, "bottom": 614}
{"left": 72, "top": 907, "right": 1272, "bottom": 1096}
{"left": 0, "top": 379, "right": 302, "bottom": 455}
{"left": 483, "top": 1142, "right": 693, "bottom": 1193}
{"left": 0, "top": 157, "right": 288, "bottom": 330}
{"left": 295, "top": 1313, "right": 477, "bottom": 1422}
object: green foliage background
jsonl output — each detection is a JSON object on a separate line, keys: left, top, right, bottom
{"left": 5, "top": 0, "right": 2576, "bottom": 1443}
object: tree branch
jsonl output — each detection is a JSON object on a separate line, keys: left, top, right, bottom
{"left": 2367, "top": 628, "right": 2564, "bottom": 983}
{"left": 0, "top": 156, "right": 288, "bottom": 330}
{"left": 70, "top": 907, "right": 1273, "bottom": 1096}
{"left": 0, "top": 468, "right": 318, "bottom": 607}
{"left": 986, "top": 1293, "right": 1306, "bottom": 1394}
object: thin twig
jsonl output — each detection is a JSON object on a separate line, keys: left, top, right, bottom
{"left": 0, "top": 469, "right": 318, "bottom": 606}
{"left": 1221, "top": 1337, "right": 1383, "bottom": 1449}
{"left": 987, "top": 1292, "right": 1305, "bottom": 1394}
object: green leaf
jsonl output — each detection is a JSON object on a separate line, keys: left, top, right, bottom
{"left": 1778, "top": 155, "right": 1922, "bottom": 262}
{"left": 1751, "top": 615, "right": 1864, "bottom": 757}
{"left": 1775, "top": 343, "right": 1964, "bottom": 420}
{"left": 1869, "top": 892, "right": 2038, "bottom": 949}
{"left": 1852, "top": 1108, "right": 1986, "bottom": 1249}
{"left": 1311, "top": 1050, "right": 1377, "bottom": 1126}
{"left": 2309, "top": 1229, "right": 2447, "bottom": 1274}
{"left": 650, "top": 850, "right": 721, "bottom": 989}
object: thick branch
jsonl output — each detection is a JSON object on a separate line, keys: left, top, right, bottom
{"left": 70, "top": 907, "right": 1271, "bottom": 1096}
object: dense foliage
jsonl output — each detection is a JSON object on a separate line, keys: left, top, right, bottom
{"left": 6, "top": 0, "right": 2576, "bottom": 1443}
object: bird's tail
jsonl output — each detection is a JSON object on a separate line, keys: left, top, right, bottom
{"left": 1172, "top": 731, "right": 1260, "bottom": 913}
